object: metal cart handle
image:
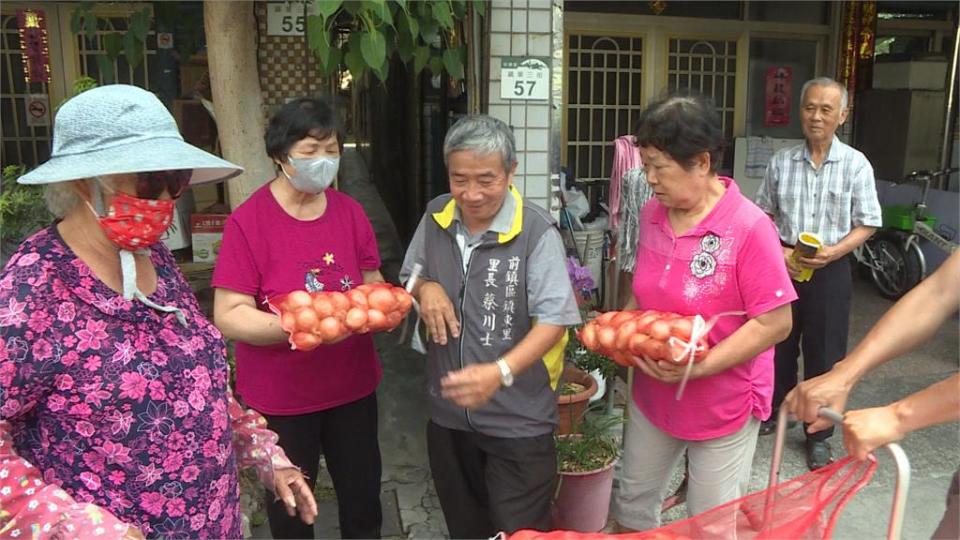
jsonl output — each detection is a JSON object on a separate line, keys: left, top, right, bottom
{"left": 766, "top": 407, "right": 911, "bottom": 540}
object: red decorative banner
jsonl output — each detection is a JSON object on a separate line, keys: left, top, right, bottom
{"left": 17, "top": 9, "right": 51, "bottom": 84}
{"left": 836, "top": 0, "right": 877, "bottom": 110}
{"left": 764, "top": 66, "right": 792, "bottom": 127}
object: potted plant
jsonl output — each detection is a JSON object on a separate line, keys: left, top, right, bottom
{"left": 557, "top": 359, "right": 598, "bottom": 436}
{"left": 557, "top": 257, "right": 617, "bottom": 434}
{"left": 553, "top": 409, "right": 622, "bottom": 532}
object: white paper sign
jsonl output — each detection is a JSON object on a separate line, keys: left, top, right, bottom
{"left": 500, "top": 57, "right": 550, "bottom": 101}
{"left": 267, "top": 1, "right": 306, "bottom": 36}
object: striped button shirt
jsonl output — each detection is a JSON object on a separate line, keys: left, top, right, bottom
{"left": 755, "top": 136, "right": 882, "bottom": 246}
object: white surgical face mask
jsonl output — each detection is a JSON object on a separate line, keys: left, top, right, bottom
{"left": 281, "top": 156, "right": 340, "bottom": 193}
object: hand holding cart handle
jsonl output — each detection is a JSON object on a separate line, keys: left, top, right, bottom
{"left": 766, "top": 407, "right": 911, "bottom": 540}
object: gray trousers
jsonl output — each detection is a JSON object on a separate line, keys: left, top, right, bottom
{"left": 612, "top": 398, "right": 760, "bottom": 532}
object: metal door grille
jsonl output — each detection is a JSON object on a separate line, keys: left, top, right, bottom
{"left": 667, "top": 38, "right": 737, "bottom": 143}
{"left": 566, "top": 34, "right": 644, "bottom": 186}
{"left": 1, "top": 13, "right": 51, "bottom": 169}
{"left": 77, "top": 15, "right": 157, "bottom": 87}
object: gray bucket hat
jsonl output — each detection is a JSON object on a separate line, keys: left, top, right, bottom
{"left": 18, "top": 84, "right": 243, "bottom": 185}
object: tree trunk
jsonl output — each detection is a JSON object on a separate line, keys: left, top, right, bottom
{"left": 203, "top": 1, "right": 273, "bottom": 209}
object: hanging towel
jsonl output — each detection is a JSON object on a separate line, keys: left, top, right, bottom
{"left": 609, "top": 135, "right": 642, "bottom": 231}
{"left": 745, "top": 136, "right": 775, "bottom": 177}
{"left": 616, "top": 167, "right": 654, "bottom": 272}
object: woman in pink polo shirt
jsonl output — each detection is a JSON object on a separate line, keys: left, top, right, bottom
{"left": 612, "top": 95, "right": 796, "bottom": 532}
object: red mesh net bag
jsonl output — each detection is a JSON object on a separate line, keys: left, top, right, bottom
{"left": 507, "top": 456, "right": 877, "bottom": 540}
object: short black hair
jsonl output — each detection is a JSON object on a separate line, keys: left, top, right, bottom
{"left": 264, "top": 97, "right": 343, "bottom": 161}
{"left": 635, "top": 94, "right": 724, "bottom": 173}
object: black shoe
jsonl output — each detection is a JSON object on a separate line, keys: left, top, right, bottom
{"left": 759, "top": 416, "right": 797, "bottom": 436}
{"left": 805, "top": 440, "right": 834, "bottom": 470}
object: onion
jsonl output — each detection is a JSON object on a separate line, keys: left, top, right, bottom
{"left": 318, "top": 317, "right": 342, "bottom": 341}
{"left": 368, "top": 288, "right": 397, "bottom": 313}
{"left": 294, "top": 307, "right": 320, "bottom": 332}
{"left": 291, "top": 332, "right": 321, "bottom": 351}
{"left": 344, "top": 307, "right": 368, "bottom": 331}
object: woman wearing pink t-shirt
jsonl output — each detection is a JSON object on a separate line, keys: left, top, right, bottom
{"left": 212, "top": 98, "right": 384, "bottom": 539}
{"left": 611, "top": 95, "right": 796, "bottom": 532}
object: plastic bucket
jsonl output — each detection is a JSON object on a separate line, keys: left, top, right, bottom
{"left": 571, "top": 230, "right": 604, "bottom": 286}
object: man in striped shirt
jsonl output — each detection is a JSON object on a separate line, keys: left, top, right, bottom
{"left": 755, "top": 77, "right": 882, "bottom": 471}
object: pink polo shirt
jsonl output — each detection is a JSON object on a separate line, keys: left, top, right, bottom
{"left": 632, "top": 177, "right": 796, "bottom": 440}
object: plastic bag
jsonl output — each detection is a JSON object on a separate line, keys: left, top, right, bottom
{"left": 506, "top": 456, "right": 877, "bottom": 540}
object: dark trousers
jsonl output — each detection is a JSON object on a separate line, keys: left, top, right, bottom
{"left": 262, "top": 393, "right": 382, "bottom": 539}
{"left": 772, "top": 255, "right": 852, "bottom": 441}
{"left": 427, "top": 421, "right": 557, "bottom": 539}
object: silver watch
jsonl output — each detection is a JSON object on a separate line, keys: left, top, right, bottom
{"left": 496, "top": 358, "right": 514, "bottom": 387}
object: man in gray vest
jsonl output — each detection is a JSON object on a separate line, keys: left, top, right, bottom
{"left": 400, "top": 115, "right": 581, "bottom": 537}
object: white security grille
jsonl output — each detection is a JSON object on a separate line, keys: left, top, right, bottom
{"left": 667, "top": 38, "right": 737, "bottom": 144}
{"left": 76, "top": 15, "right": 157, "bottom": 87}
{"left": 1, "top": 13, "right": 52, "bottom": 168}
{"left": 566, "top": 34, "right": 644, "bottom": 185}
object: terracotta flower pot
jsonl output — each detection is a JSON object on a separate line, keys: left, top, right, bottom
{"left": 557, "top": 365, "right": 598, "bottom": 435}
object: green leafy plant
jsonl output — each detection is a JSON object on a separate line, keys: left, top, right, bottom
{"left": 0, "top": 165, "right": 53, "bottom": 248}
{"left": 57, "top": 76, "right": 99, "bottom": 110}
{"left": 70, "top": 2, "right": 152, "bottom": 83}
{"left": 555, "top": 408, "right": 622, "bottom": 473}
{"left": 307, "top": 0, "right": 486, "bottom": 83}
{"left": 565, "top": 321, "right": 617, "bottom": 382}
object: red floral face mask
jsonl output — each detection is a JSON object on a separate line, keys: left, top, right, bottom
{"left": 92, "top": 191, "right": 175, "bottom": 251}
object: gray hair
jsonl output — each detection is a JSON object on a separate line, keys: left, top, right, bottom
{"left": 44, "top": 181, "right": 82, "bottom": 218}
{"left": 801, "top": 77, "right": 848, "bottom": 111}
{"left": 443, "top": 115, "right": 517, "bottom": 173}
{"left": 43, "top": 177, "right": 115, "bottom": 218}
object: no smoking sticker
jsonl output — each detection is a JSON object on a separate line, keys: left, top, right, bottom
{"left": 25, "top": 94, "right": 49, "bottom": 127}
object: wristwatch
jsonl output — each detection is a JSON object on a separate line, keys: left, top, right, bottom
{"left": 495, "top": 358, "right": 514, "bottom": 387}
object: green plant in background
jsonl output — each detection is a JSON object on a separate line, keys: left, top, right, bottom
{"left": 565, "top": 324, "right": 617, "bottom": 382}
{"left": 56, "top": 76, "right": 99, "bottom": 110}
{"left": 70, "top": 2, "right": 151, "bottom": 83}
{"left": 307, "top": 0, "right": 486, "bottom": 83}
{"left": 0, "top": 165, "right": 53, "bottom": 248}
{"left": 555, "top": 407, "right": 622, "bottom": 473}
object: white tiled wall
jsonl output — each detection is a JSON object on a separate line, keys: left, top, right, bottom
{"left": 487, "top": 0, "right": 558, "bottom": 213}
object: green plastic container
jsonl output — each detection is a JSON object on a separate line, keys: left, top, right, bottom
{"left": 882, "top": 205, "right": 938, "bottom": 231}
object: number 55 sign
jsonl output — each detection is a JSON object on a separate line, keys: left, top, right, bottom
{"left": 501, "top": 57, "right": 550, "bottom": 101}
{"left": 267, "top": 1, "right": 305, "bottom": 36}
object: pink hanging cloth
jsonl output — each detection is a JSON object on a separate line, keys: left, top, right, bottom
{"left": 609, "top": 134, "right": 642, "bottom": 231}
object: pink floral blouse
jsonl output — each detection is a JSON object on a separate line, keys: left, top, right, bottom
{"left": 0, "top": 227, "right": 295, "bottom": 539}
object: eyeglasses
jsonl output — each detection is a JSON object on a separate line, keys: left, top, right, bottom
{"left": 136, "top": 170, "right": 193, "bottom": 200}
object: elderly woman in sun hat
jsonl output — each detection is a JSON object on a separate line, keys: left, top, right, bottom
{"left": 0, "top": 84, "right": 317, "bottom": 539}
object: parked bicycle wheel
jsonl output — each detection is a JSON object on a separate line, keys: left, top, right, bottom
{"left": 868, "top": 232, "right": 923, "bottom": 300}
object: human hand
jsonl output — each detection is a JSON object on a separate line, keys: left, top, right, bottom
{"left": 440, "top": 363, "right": 501, "bottom": 409}
{"left": 631, "top": 354, "right": 704, "bottom": 384}
{"left": 418, "top": 281, "right": 460, "bottom": 346}
{"left": 783, "top": 246, "right": 801, "bottom": 279}
{"left": 842, "top": 405, "right": 905, "bottom": 460}
{"left": 784, "top": 368, "right": 854, "bottom": 434}
{"left": 798, "top": 244, "right": 836, "bottom": 269}
{"left": 274, "top": 468, "right": 318, "bottom": 525}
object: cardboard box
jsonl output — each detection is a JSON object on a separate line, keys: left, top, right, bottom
{"left": 161, "top": 204, "right": 190, "bottom": 251}
{"left": 191, "top": 214, "right": 228, "bottom": 263}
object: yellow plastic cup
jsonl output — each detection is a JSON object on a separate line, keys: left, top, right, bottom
{"left": 790, "top": 232, "right": 823, "bottom": 282}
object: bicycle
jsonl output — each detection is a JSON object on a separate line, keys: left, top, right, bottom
{"left": 855, "top": 168, "right": 959, "bottom": 300}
